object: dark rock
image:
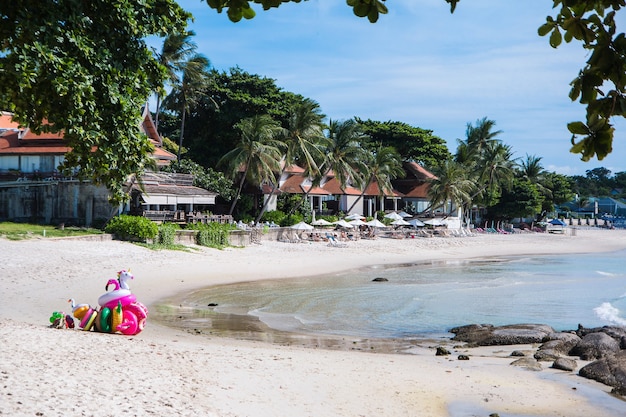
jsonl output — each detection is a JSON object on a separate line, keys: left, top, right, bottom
{"left": 458, "top": 354, "right": 470, "bottom": 360}
{"left": 451, "top": 324, "right": 555, "bottom": 346}
{"left": 435, "top": 346, "right": 450, "bottom": 356}
{"left": 552, "top": 358, "right": 578, "bottom": 372}
{"left": 510, "top": 357, "right": 542, "bottom": 371}
{"left": 534, "top": 349, "right": 561, "bottom": 362}
{"left": 579, "top": 350, "right": 626, "bottom": 393}
{"left": 576, "top": 325, "right": 626, "bottom": 342}
{"left": 372, "top": 277, "right": 388, "bottom": 282}
{"left": 510, "top": 350, "right": 526, "bottom": 357}
{"left": 535, "top": 334, "right": 581, "bottom": 362}
{"left": 207, "top": 303, "right": 218, "bottom": 307}
{"left": 569, "top": 332, "right": 620, "bottom": 360}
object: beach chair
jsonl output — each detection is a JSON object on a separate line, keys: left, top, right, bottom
{"left": 327, "top": 235, "right": 348, "bottom": 248}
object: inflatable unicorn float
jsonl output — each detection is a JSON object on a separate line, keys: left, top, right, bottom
{"left": 50, "top": 269, "right": 148, "bottom": 335}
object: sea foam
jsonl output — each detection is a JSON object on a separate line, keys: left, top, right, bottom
{"left": 593, "top": 302, "right": 626, "bottom": 326}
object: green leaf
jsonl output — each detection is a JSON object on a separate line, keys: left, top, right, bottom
{"left": 549, "top": 28, "right": 562, "bottom": 48}
{"left": 242, "top": 5, "right": 256, "bottom": 19}
{"left": 538, "top": 23, "right": 553, "bottom": 37}
{"left": 567, "top": 121, "right": 589, "bottom": 135}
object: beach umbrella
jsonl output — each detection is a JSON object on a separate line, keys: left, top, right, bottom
{"left": 345, "top": 213, "right": 366, "bottom": 220}
{"left": 397, "top": 211, "right": 412, "bottom": 218}
{"left": 408, "top": 219, "right": 425, "bottom": 227}
{"left": 290, "top": 221, "right": 314, "bottom": 230}
{"left": 333, "top": 219, "right": 354, "bottom": 228}
{"left": 391, "top": 218, "right": 411, "bottom": 226}
{"left": 384, "top": 212, "right": 403, "bottom": 221}
{"left": 365, "top": 218, "right": 386, "bottom": 228}
{"left": 549, "top": 219, "right": 567, "bottom": 226}
{"left": 311, "top": 218, "right": 333, "bottom": 226}
{"left": 423, "top": 218, "right": 445, "bottom": 226}
{"left": 348, "top": 219, "right": 366, "bottom": 226}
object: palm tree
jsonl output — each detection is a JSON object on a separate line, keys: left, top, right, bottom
{"left": 464, "top": 117, "right": 502, "bottom": 157}
{"left": 219, "top": 115, "right": 285, "bottom": 216}
{"left": 472, "top": 141, "right": 517, "bottom": 206}
{"left": 428, "top": 159, "right": 473, "bottom": 225}
{"left": 322, "top": 119, "right": 368, "bottom": 191}
{"left": 163, "top": 54, "right": 211, "bottom": 163}
{"left": 281, "top": 98, "right": 329, "bottom": 216}
{"left": 154, "top": 31, "right": 197, "bottom": 130}
{"left": 519, "top": 153, "right": 549, "bottom": 197}
{"left": 347, "top": 144, "right": 403, "bottom": 213}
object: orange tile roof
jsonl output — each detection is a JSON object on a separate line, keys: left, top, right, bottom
{"left": 279, "top": 174, "right": 306, "bottom": 194}
{"left": 404, "top": 161, "right": 437, "bottom": 180}
{"left": 301, "top": 184, "right": 331, "bottom": 195}
{"left": 0, "top": 112, "right": 21, "bottom": 130}
{"left": 0, "top": 131, "right": 70, "bottom": 154}
{"left": 321, "top": 177, "right": 361, "bottom": 196}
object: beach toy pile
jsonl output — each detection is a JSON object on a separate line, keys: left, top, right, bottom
{"left": 49, "top": 269, "right": 148, "bottom": 335}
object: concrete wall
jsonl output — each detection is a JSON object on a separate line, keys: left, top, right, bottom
{"left": 0, "top": 180, "right": 114, "bottom": 226}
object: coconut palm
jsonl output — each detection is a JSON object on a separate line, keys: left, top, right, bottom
{"left": 464, "top": 117, "right": 502, "bottom": 157}
{"left": 472, "top": 141, "right": 517, "bottom": 206}
{"left": 163, "top": 54, "right": 211, "bottom": 163}
{"left": 219, "top": 115, "right": 286, "bottom": 216}
{"left": 428, "top": 159, "right": 473, "bottom": 224}
{"left": 347, "top": 143, "right": 403, "bottom": 213}
{"left": 154, "top": 31, "right": 198, "bottom": 130}
{"left": 281, "top": 98, "right": 330, "bottom": 216}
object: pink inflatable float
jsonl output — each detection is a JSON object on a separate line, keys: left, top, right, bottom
{"left": 57, "top": 269, "right": 148, "bottom": 335}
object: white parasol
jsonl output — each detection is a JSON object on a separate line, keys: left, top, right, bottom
{"left": 290, "top": 221, "right": 314, "bottom": 230}
{"left": 365, "top": 218, "right": 386, "bottom": 228}
{"left": 384, "top": 212, "right": 403, "bottom": 221}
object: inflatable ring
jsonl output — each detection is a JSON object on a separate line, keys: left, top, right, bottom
{"left": 98, "top": 307, "right": 112, "bottom": 333}
{"left": 93, "top": 310, "right": 102, "bottom": 332}
{"left": 126, "top": 301, "right": 148, "bottom": 321}
{"left": 80, "top": 308, "right": 97, "bottom": 331}
{"left": 68, "top": 299, "right": 90, "bottom": 320}
{"left": 117, "top": 310, "right": 138, "bottom": 335}
{"left": 98, "top": 290, "right": 136, "bottom": 309}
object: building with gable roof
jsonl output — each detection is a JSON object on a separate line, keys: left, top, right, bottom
{"left": 0, "top": 107, "right": 218, "bottom": 226}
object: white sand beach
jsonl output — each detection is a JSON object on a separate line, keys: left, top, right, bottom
{"left": 1, "top": 229, "right": 626, "bottom": 417}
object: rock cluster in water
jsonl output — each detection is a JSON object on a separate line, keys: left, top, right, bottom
{"left": 449, "top": 323, "right": 626, "bottom": 395}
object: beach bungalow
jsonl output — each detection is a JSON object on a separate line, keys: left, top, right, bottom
{"left": 0, "top": 107, "right": 219, "bottom": 226}
{"left": 251, "top": 160, "right": 438, "bottom": 218}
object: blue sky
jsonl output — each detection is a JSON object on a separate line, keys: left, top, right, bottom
{"left": 164, "top": 0, "right": 625, "bottom": 176}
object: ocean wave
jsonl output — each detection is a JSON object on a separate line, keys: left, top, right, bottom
{"left": 593, "top": 302, "right": 626, "bottom": 326}
{"left": 595, "top": 271, "right": 621, "bottom": 277}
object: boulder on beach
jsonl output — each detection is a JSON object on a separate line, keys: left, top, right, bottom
{"left": 579, "top": 350, "right": 626, "bottom": 394}
{"left": 450, "top": 324, "right": 555, "bottom": 346}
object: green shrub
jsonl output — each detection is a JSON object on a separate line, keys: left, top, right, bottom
{"left": 279, "top": 213, "right": 303, "bottom": 227}
{"left": 260, "top": 210, "right": 286, "bottom": 225}
{"left": 191, "top": 222, "right": 231, "bottom": 248}
{"left": 158, "top": 223, "right": 179, "bottom": 245}
{"left": 105, "top": 215, "right": 158, "bottom": 241}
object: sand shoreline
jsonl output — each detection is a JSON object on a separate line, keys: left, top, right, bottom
{"left": 2, "top": 229, "right": 626, "bottom": 416}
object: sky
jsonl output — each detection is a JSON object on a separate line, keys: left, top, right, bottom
{"left": 159, "top": 0, "right": 625, "bottom": 177}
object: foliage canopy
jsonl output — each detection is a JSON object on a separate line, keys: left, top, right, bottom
{"left": 0, "top": 0, "right": 190, "bottom": 203}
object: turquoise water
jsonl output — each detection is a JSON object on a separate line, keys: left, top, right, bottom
{"left": 183, "top": 250, "right": 626, "bottom": 339}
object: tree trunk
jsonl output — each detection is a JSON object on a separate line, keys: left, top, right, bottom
{"left": 254, "top": 181, "right": 278, "bottom": 224}
{"left": 229, "top": 163, "right": 250, "bottom": 216}
{"left": 177, "top": 109, "right": 186, "bottom": 163}
{"left": 346, "top": 176, "right": 372, "bottom": 213}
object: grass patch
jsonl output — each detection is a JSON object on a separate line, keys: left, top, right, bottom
{"left": 135, "top": 242, "right": 199, "bottom": 252}
{"left": 0, "top": 222, "right": 104, "bottom": 240}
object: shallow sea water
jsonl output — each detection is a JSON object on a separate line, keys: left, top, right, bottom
{"left": 163, "top": 249, "right": 626, "bottom": 341}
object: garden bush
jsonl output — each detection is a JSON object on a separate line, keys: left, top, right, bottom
{"left": 190, "top": 222, "right": 231, "bottom": 248}
{"left": 158, "top": 223, "right": 179, "bottom": 245}
{"left": 105, "top": 215, "right": 158, "bottom": 241}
